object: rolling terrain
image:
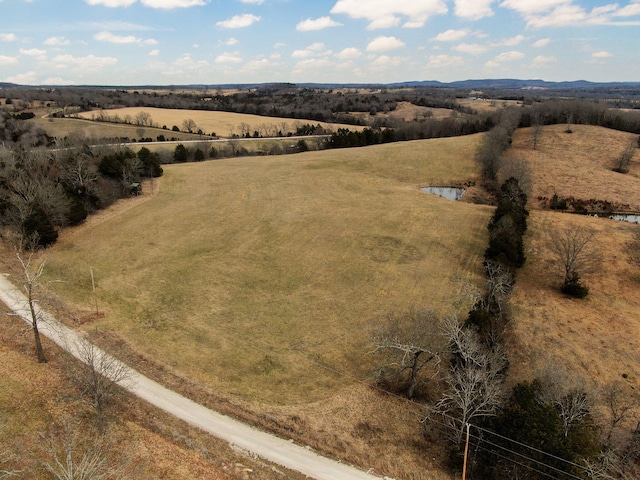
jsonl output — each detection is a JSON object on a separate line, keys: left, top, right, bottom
{"left": 1, "top": 122, "right": 639, "bottom": 479}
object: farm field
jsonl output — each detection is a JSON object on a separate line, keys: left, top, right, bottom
{"left": 42, "top": 134, "right": 486, "bottom": 405}
{"left": 502, "top": 125, "right": 640, "bottom": 391}
{"left": 75, "top": 106, "right": 365, "bottom": 137}
{"left": 2, "top": 124, "right": 639, "bottom": 478}
{"left": 29, "top": 114, "right": 203, "bottom": 142}
{"left": 14, "top": 134, "right": 484, "bottom": 479}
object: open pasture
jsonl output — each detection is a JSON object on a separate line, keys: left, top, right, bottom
{"left": 501, "top": 125, "right": 640, "bottom": 392}
{"left": 43, "top": 134, "right": 488, "bottom": 406}
{"left": 29, "top": 114, "right": 201, "bottom": 142}
{"left": 76, "top": 106, "right": 365, "bottom": 138}
{"left": 508, "top": 124, "right": 640, "bottom": 211}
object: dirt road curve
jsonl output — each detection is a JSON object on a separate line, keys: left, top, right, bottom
{"left": 0, "top": 274, "right": 383, "bottom": 480}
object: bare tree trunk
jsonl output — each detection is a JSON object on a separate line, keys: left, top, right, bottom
{"left": 16, "top": 250, "right": 48, "bottom": 363}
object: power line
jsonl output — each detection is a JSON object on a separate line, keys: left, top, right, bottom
{"left": 123, "top": 315, "right": 605, "bottom": 480}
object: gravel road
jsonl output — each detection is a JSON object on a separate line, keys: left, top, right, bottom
{"left": 0, "top": 273, "right": 383, "bottom": 480}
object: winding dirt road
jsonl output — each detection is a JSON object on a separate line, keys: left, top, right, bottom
{"left": 0, "top": 274, "right": 383, "bottom": 480}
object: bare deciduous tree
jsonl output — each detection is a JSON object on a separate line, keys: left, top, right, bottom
{"left": 548, "top": 226, "right": 597, "bottom": 295}
{"left": 69, "top": 338, "right": 130, "bottom": 435}
{"left": 134, "top": 111, "right": 152, "bottom": 127}
{"left": 613, "top": 139, "right": 637, "bottom": 174}
{"left": 43, "top": 427, "right": 128, "bottom": 480}
{"left": 432, "top": 317, "right": 507, "bottom": 442}
{"left": 182, "top": 118, "right": 197, "bottom": 134}
{"left": 536, "top": 365, "right": 591, "bottom": 438}
{"left": 370, "top": 307, "right": 446, "bottom": 399}
{"left": 600, "top": 381, "right": 638, "bottom": 442}
{"left": 497, "top": 157, "right": 532, "bottom": 196}
{"left": 15, "top": 248, "right": 48, "bottom": 363}
{"left": 0, "top": 450, "right": 20, "bottom": 479}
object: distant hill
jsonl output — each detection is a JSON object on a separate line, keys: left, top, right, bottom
{"left": 3, "top": 79, "right": 639, "bottom": 92}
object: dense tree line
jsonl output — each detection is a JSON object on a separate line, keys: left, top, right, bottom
{"left": 0, "top": 108, "right": 162, "bottom": 248}
{"left": 2, "top": 85, "right": 476, "bottom": 127}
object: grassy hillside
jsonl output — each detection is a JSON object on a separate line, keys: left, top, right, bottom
{"left": 75, "top": 106, "right": 364, "bottom": 137}
{"left": 0, "top": 315, "right": 300, "bottom": 480}
{"left": 3, "top": 124, "right": 639, "bottom": 479}
{"left": 504, "top": 125, "right": 640, "bottom": 392}
{"left": 42, "top": 134, "right": 487, "bottom": 406}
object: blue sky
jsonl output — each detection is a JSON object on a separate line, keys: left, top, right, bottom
{"left": 0, "top": 0, "right": 639, "bottom": 85}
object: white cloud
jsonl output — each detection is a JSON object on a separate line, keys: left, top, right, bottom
{"left": 0, "top": 33, "right": 17, "bottom": 42}
{"left": 94, "top": 31, "right": 141, "bottom": 43}
{"left": 149, "top": 49, "right": 160, "bottom": 56}
{"left": 7, "top": 71, "right": 38, "bottom": 84}
{"left": 292, "top": 57, "right": 334, "bottom": 77}
{"left": 215, "top": 52, "right": 242, "bottom": 64}
{"left": 494, "top": 34, "right": 526, "bottom": 46}
{"left": 140, "top": 0, "right": 207, "bottom": 7}
{"left": 614, "top": 1, "right": 640, "bottom": 17}
{"left": 499, "top": 0, "right": 569, "bottom": 15}
{"left": 239, "top": 0, "right": 264, "bottom": 3}
{"left": 296, "top": 16, "right": 343, "bottom": 31}
{"left": 331, "top": 0, "right": 448, "bottom": 29}
{"left": 84, "top": 0, "right": 136, "bottom": 6}
{"left": 532, "top": 38, "right": 551, "bottom": 47}
{"left": 335, "top": 47, "right": 362, "bottom": 59}
{"left": 371, "top": 55, "right": 403, "bottom": 68}
{"left": 433, "top": 29, "right": 470, "bottom": 42}
{"left": 44, "top": 36, "right": 70, "bottom": 46}
{"left": 19, "top": 48, "right": 46, "bottom": 56}
{"left": 426, "top": 54, "right": 464, "bottom": 68}
{"left": 493, "top": 51, "right": 524, "bottom": 63}
{"left": 172, "top": 55, "right": 209, "bottom": 69}
{"left": 592, "top": 50, "right": 612, "bottom": 58}
{"left": 366, "top": 36, "right": 405, "bottom": 52}
{"left": 220, "top": 38, "right": 239, "bottom": 46}
{"left": 452, "top": 43, "right": 487, "bottom": 54}
{"left": 216, "top": 13, "right": 261, "bottom": 28}
{"left": 291, "top": 42, "right": 327, "bottom": 58}
{"left": 143, "top": 38, "right": 158, "bottom": 45}
{"left": 53, "top": 54, "right": 118, "bottom": 69}
{"left": 454, "top": 0, "right": 495, "bottom": 20}
{"left": 531, "top": 55, "right": 557, "bottom": 67}
{"left": 499, "top": 0, "right": 633, "bottom": 28}
{"left": 0, "top": 55, "right": 18, "bottom": 65}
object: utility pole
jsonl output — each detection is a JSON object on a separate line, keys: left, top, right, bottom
{"left": 462, "top": 423, "right": 470, "bottom": 480}
{"left": 90, "top": 266, "right": 99, "bottom": 315}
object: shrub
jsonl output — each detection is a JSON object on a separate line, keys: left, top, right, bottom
{"left": 561, "top": 279, "right": 590, "bottom": 298}
{"left": 550, "top": 193, "right": 568, "bottom": 210}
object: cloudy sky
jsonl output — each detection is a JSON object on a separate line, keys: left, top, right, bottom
{"left": 1, "top": 0, "right": 639, "bottom": 85}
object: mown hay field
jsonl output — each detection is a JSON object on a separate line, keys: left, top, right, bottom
{"left": 76, "top": 106, "right": 365, "bottom": 137}
{"left": 43, "top": 135, "right": 488, "bottom": 407}
{"left": 29, "top": 114, "right": 202, "bottom": 142}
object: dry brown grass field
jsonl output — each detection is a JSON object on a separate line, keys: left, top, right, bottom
{"left": 11, "top": 135, "right": 483, "bottom": 479}
{"left": 0, "top": 313, "right": 302, "bottom": 480}
{"left": 29, "top": 114, "right": 203, "bottom": 142}
{"left": 75, "top": 106, "right": 364, "bottom": 137}
{"left": 503, "top": 125, "right": 640, "bottom": 395}
{"left": 2, "top": 124, "right": 639, "bottom": 479}
{"left": 351, "top": 101, "right": 457, "bottom": 124}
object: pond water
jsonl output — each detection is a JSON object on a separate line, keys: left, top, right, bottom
{"left": 608, "top": 214, "right": 640, "bottom": 224}
{"left": 420, "top": 186, "right": 466, "bottom": 201}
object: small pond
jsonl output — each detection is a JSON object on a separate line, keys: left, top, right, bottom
{"left": 607, "top": 214, "right": 640, "bottom": 224}
{"left": 420, "top": 186, "right": 466, "bottom": 201}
